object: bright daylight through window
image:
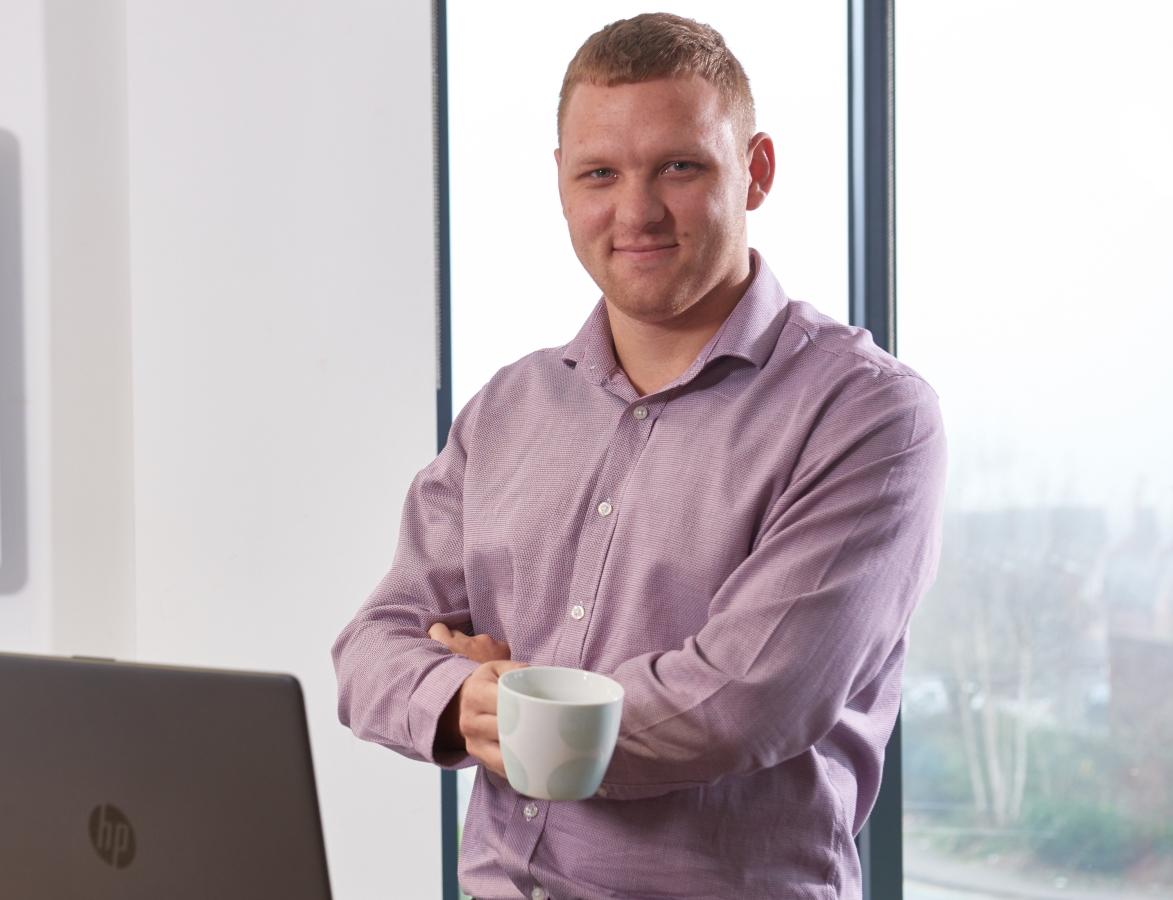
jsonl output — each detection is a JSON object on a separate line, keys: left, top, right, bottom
{"left": 898, "top": 2, "right": 1173, "bottom": 897}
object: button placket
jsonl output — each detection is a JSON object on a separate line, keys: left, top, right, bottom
{"left": 550, "top": 395, "right": 653, "bottom": 670}
{"left": 501, "top": 795, "right": 548, "bottom": 890}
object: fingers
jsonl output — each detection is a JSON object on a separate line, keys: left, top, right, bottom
{"left": 483, "top": 659, "right": 528, "bottom": 678}
{"left": 457, "top": 660, "right": 531, "bottom": 778}
{"left": 428, "top": 622, "right": 471, "bottom": 656}
{"left": 456, "top": 692, "right": 503, "bottom": 775}
{"left": 452, "top": 633, "right": 511, "bottom": 663}
{"left": 466, "top": 736, "right": 506, "bottom": 779}
{"left": 459, "top": 660, "right": 527, "bottom": 732}
{"left": 458, "top": 705, "right": 497, "bottom": 738}
{"left": 465, "top": 660, "right": 527, "bottom": 702}
{"left": 460, "top": 661, "right": 507, "bottom": 714}
{"left": 428, "top": 622, "right": 513, "bottom": 663}
{"left": 470, "top": 634, "right": 512, "bottom": 661}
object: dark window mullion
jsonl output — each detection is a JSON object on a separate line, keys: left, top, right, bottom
{"left": 433, "top": 0, "right": 461, "bottom": 898}
{"left": 849, "top": 0, "right": 902, "bottom": 898}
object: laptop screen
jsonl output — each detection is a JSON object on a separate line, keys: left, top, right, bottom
{"left": 0, "top": 652, "right": 332, "bottom": 900}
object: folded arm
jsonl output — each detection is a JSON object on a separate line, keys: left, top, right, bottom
{"left": 332, "top": 402, "right": 485, "bottom": 768}
{"left": 598, "top": 374, "right": 947, "bottom": 800}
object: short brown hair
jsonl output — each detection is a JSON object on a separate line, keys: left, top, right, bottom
{"left": 558, "top": 13, "right": 755, "bottom": 143}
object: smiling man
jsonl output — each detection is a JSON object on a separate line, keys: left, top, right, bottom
{"left": 555, "top": 71, "right": 772, "bottom": 396}
{"left": 334, "top": 13, "right": 946, "bottom": 900}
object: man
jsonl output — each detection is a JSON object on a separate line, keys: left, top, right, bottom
{"left": 334, "top": 13, "right": 946, "bottom": 900}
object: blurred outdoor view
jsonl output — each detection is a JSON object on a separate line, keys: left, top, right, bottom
{"left": 448, "top": 1, "right": 1173, "bottom": 897}
{"left": 898, "top": 3, "right": 1173, "bottom": 897}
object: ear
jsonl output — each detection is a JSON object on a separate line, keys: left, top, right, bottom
{"left": 745, "top": 132, "right": 775, "bottom": 211}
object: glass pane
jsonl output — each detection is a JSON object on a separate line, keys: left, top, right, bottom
{"left": 448, "top": 0, "right": 847, "bottom": 413}
{"left": 898, "top": 3, "right": 1173, "bottom": 897}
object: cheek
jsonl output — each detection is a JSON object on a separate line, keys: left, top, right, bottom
{"left": 678, "top": 194, "right": 734, "bottom": 241}
{"left": 702, "top": 185, "right": 746, "bottom": 236}
{"left": 565, "top": 199, "right": 609, "bottom": 244}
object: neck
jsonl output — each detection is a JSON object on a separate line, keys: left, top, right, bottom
{"left": 607, "top": 261, "right": 753, "bottom": 396}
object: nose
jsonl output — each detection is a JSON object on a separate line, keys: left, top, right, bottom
{"left": 614, "top": 178, "right": 666, "bottom": 230}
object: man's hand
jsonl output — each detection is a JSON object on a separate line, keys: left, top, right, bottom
{"left": 428, "top": 622, "right": 511, "bottom": 663}
{"left": 436, "top": 659, "right": 529, "bottom": 778}
{"left": 430, "top": 623, "right": 524, "bottom": 778}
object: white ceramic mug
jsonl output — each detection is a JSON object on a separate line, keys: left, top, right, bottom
{"left": 496, "top": 666, "right": 624, "bottom": 801}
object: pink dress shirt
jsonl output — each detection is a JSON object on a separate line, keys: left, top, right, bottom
{"left": 333, "top": 251, "right": 947, "bottom": 899}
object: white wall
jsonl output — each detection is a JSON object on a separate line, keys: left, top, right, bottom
{"left": 0, "top": 0, "right": 51, "bottom": 651}
{"left": 44, "top": 0, "right": 137, "bottom": 658}
{"left": 1, "top": 1, "right": 443, "bottom": 897}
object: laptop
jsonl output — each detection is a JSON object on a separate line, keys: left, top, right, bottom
{"left": 0, "top": 651, "right": 333, "bottom": 899}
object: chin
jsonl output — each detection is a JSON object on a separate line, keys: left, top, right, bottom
{"left": 608, "top": 292, "right": 693, "bottom": 324}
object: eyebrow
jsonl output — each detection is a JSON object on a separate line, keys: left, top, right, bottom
{"left": 569, "top": 150, "right": 709, "bottom": 168}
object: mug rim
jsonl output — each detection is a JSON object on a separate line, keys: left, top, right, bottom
{"left": 498, "top": 665, "right": 625, "bottom": 706}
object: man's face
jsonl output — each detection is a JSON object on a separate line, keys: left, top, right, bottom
{"left": 556, "top": 76, "right": 766, "bottom": 326}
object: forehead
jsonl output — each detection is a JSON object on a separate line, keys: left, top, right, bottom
{"left": 559, "top": 76, "right": 737, "bottom": 157}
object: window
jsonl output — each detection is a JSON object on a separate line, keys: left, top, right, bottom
{"left": 448, "top": 1, "right": 847, "bottom": 413}
{"left": 897, "top": 3, "right": 1173, "bottom": 896}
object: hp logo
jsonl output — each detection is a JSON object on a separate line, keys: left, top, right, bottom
{"left": 89, "top": 804, "right": 136, "bottom": 869}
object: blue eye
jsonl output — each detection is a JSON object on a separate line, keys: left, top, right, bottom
{"left": 665, "top": 161, "right": 695, "bottom": 173}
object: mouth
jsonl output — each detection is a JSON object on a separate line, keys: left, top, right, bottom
{"left": 612, "top": 243, "right": 679, "bottom": 259}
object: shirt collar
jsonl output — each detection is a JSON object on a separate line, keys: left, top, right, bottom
{"left": 561, "top": 249, "right": 790, "bottom": 387}
{"left": 561, "top": 295, "right": 621, "bottom": 385}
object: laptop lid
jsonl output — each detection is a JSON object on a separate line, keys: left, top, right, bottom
{"left": 0, "top": 652, "right": 332, "bottom": 900}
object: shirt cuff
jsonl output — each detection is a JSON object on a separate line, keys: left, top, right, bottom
{"left": 407, "top": 653, "right": 482, "bottom": 768}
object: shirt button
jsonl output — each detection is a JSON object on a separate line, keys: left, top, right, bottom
{"left": 597, "top": 499, "right": 613, "bottom": 517}
{"left": 570, "top": 604, "right": 585, "bottom": 620}
{"left": 523, "top": 802, "right": 539, "bottom": 820}
{"left": 633, "top": 405, "right": 648, "bottom": 420}
{"left": 532, "top": 888, "right": 547, "bottom": 900}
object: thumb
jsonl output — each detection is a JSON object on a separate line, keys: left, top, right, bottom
{"left": 428, "top": 622, "right": 452, "bottom": 641}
